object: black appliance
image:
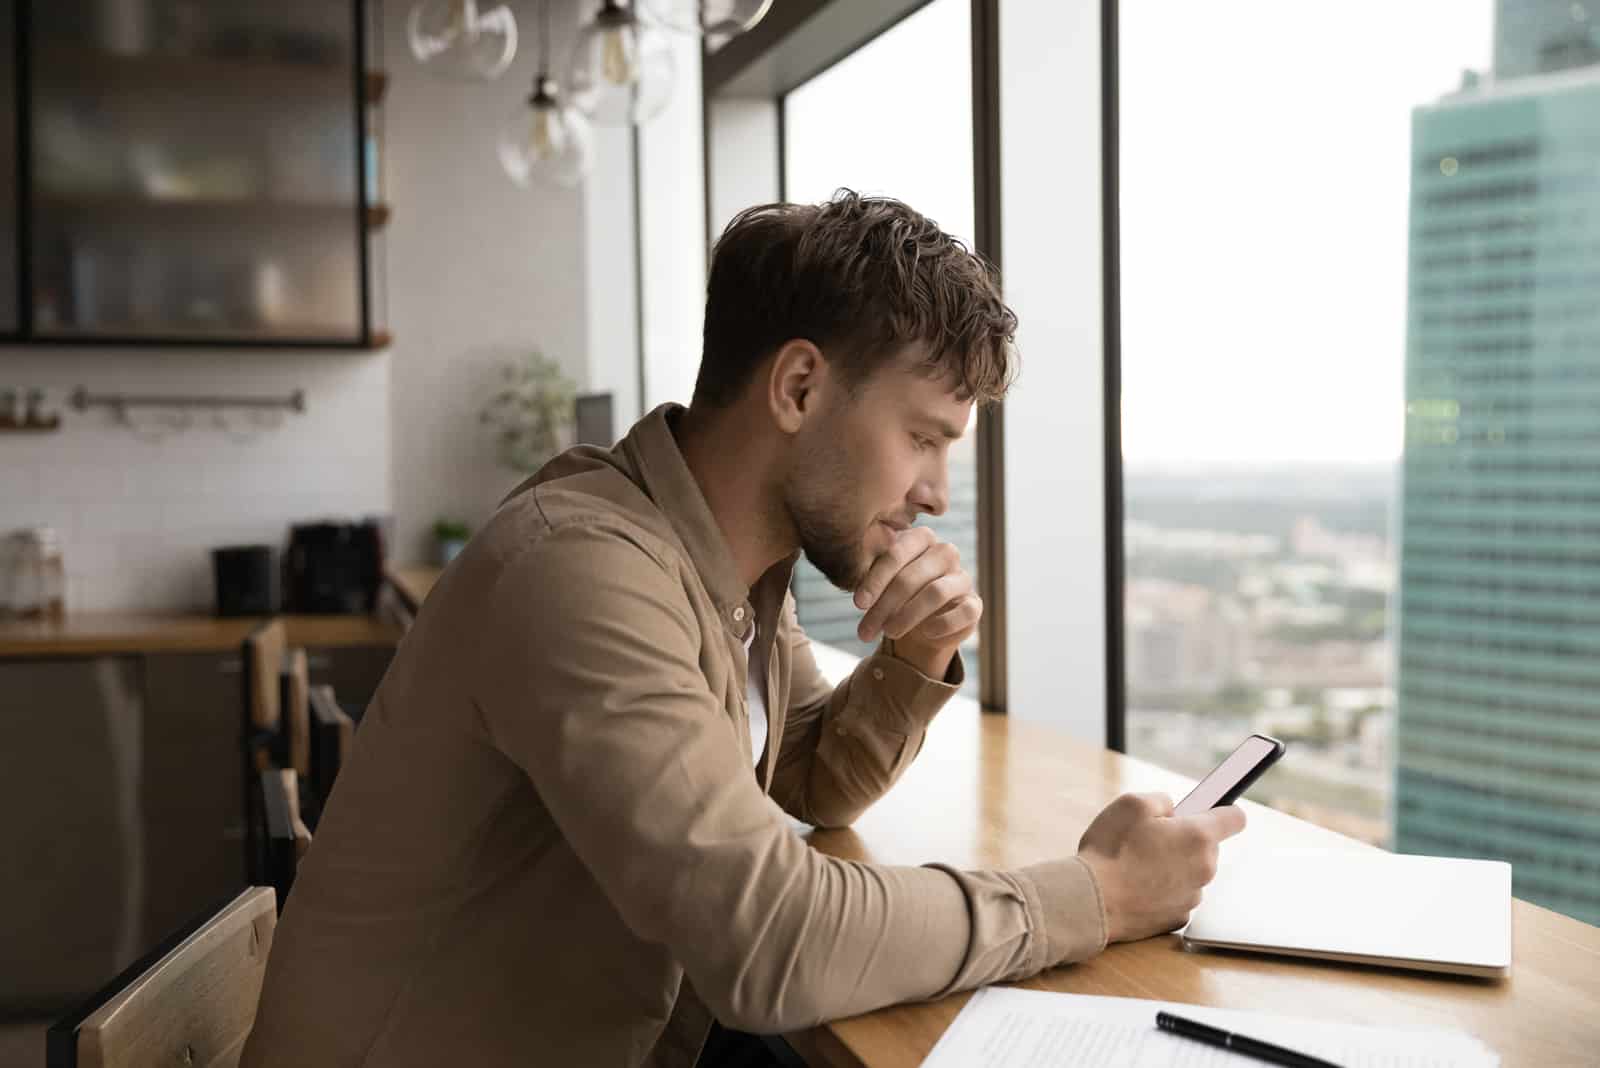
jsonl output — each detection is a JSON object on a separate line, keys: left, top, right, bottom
{"left": 283, "top": 520, "right": 384, "bottom": 614}
{"left": 212, "top": 545, "right": 277, "bottom": 616}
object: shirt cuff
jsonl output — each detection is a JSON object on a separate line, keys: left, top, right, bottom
{"left": 848, "top": 643, "right": 965, "bottom": 734}
{"left": 1014, "top": 855, "right": 1109, "bottom": 969}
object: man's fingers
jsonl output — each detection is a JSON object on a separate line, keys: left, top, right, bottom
{"left": 853, "top": 527, "right": 936, "bottom": 610}
{"left": 1136, "top": 792, "right": 1175, "bottom": 818}
{"left": 882, "top": 571, "right": 973, "bottom": 639}
{"left": 913, "top": 596, "right": 982, "bottom": 641}
{"left": 1189, "top": 803, "right": 1247, "bottom": 842}
{"left": 857, "top": 539, "right": 954, "bottom": 641}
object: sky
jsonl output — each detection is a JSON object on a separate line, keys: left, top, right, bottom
{"left": 782, "top": 0, "right": 1498, "bottom": 469}
{"left": 1119, "top": 1, "right": 1494, "bottom": 467}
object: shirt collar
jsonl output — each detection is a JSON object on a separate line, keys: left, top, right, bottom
{"left": 621, "top": 403, "right": 798, "bottom": 633}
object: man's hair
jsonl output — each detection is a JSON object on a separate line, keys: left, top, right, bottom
{"left": 692, "top": 190, "right": 1019, "bottom": 409}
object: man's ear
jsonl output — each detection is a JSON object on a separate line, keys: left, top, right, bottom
{"left": 768, "top": 339, "right": 825, "bottom": 434}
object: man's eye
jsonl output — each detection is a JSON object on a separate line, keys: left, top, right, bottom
{"left": 913, "top": 435, "right": 933, "bottom": 451}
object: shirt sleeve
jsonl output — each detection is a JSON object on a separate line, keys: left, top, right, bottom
{"left": 769, "top": 592, "right": 964, "bottom": 830}
{"left": 471, "top": 523, "right": 1104, "bottom": 1034}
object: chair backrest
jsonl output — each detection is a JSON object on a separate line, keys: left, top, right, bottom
{"left": 249, "top": 768, "right": 311, "bottom": 911}
{"left": 240, "top": 620, "right": 287, "bottom": 882}
{"left": 46, "top": 887, "right": 277, "bottom": 1068}
{"left": 308, "top": 683, "right": 355, "bottom": 806}
{"left": 281, "top": 648, "right": 311, "bottom": 779}
{"left": 241, "top": 620, "right": 286, "bottom": 749}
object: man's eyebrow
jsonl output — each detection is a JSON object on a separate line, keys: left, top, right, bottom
{"left": 920, "top": 418, "right": 965, "bottom": 440}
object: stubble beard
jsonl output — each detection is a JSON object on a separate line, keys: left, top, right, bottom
{"left": 784, "top": 435, "right": 871, "bottom": 593}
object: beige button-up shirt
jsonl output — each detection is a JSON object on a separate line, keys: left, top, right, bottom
{"left": 241, "top": 404, "right": 1106, "bottom": 1068}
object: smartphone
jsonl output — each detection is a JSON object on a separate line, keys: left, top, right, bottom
{"left": 1172, "top": 734, "right": 1286, "bottom": 816}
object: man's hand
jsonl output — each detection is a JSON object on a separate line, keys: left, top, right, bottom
{"left": 1076, "top": 792, "right": 1246, "bottom": 943}
{"left": 853, "top": 526, "right": 982, "bottom": 679}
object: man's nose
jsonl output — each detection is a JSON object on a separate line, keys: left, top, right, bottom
{"left": 912, "top": 468, "right": 950, "bottom": 518}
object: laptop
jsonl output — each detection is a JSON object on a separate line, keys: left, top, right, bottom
{"left": 1183, "top": 848, "right": 1513, "bottom": 978}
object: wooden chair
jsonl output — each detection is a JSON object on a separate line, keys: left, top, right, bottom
{"left": 46, "top": 886, "right": 276, "bottom": 1068}
{"left": 308, "top": 683, "right": 355, "bottom": 809}
{"left": 249, "top": 769, "right": 310, "bottom": 912}
{"left": 281, "top": 648, "right": 311, "bottom": 782}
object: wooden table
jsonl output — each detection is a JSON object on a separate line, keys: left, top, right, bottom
{"left": 0, "top": 613, "right": 401, "bottom": 658}
{"left": 385, "top": 565, "right": 443, "bottom": 613}
{"left": 783, "top": 704, "right": 1600, "bottom": 1067}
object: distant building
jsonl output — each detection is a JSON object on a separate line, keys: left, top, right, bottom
{"left": 1395, "top": 12, "right": 1600, "bottom": 924}
{"left": 1494, "top": 0, "right": 1600, "bottom": 79}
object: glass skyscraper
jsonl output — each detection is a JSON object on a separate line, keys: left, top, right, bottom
{"left": 1396, "top": 4, "right": 1600, "bottom": 924}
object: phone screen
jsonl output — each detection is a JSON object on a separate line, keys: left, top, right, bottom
{"left": 1173, "top": 734, "right": 1284, "bottom": 816}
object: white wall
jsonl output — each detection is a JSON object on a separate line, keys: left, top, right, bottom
{"left": 636, "top": 26, "right": 706, "bottom": 411}
{"left": 382, "top": 0, "right": 591, "bottom": 562}
{"left": 999, "top": 0, "right": 1109, "bottom": 743}
{"left": 582, "top": 123, "right": 643, "bottom": 426}
{"left": 0, "top": 348, "right": 389, "bottom": 614}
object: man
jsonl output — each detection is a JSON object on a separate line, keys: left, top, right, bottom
{"left": 241, "top": 192, "right": 1244, "bottom": 1067}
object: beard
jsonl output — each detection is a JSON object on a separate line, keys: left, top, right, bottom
{"left": 783, "top": 429, "right": 872, "bottom": 593}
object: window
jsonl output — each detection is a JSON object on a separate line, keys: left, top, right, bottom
{"left": 781, "top": 0, "right": 981, "bottom": 694}
{"left": 1118, "top": 0, "right": 1600, "bottom": 926}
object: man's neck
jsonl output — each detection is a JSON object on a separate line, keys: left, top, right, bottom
{"left": 673, "top": 404, "right": 795, "bottom": 589}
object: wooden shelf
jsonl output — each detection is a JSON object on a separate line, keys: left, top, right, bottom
{"left": 36, "top": 193, "right": 390, "bottom": 230}
{"left": 35, "top": 44, "right": 363, "bottom": 97}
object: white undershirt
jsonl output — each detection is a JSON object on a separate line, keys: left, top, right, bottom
{"left": 744, "top": 623, "right": 768, "bottom": 767}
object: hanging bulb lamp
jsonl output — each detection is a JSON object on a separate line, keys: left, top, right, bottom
{"left": 569, "top": 0, "right": 676, "bottom": 127}
{"left": 407, "top": 0, "right": 518, "bottom": 80}
{"left": 500, "top": 75, "right": 593, "bottom": 188}
{"left": 643, "top": 0, "right": 773, "bottom": 37}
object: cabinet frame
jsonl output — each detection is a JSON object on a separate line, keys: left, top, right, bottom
{"left": 3, "top": 0, "right": 380, "bottom": 350}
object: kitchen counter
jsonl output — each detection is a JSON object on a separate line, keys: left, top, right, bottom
{"left": 386, "top": 565, "right": 442, "bottom": 612}
{"left": 0, "top": 613, "right": 402, "bottom": 659}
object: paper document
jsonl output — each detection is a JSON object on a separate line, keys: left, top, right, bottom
{"left": 919, "top": 987, "right": 1499, "bottom": 1067}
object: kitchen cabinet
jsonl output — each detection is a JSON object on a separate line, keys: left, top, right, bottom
{"left": 0, "top": 634, "right": 392, "bottom": 1010}
{"left": 2, "top": 0, "right": 385, "bottom": 347}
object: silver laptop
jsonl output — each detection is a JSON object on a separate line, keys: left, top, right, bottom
{"left": 1183, "top": 848, "right": 1513, "bottom": 978}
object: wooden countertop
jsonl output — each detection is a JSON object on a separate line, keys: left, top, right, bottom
{"left": 784, "top": 706, "right": 1600, "bottom": 1066}
{"left": 0, "top": 613, "right": 402, "bottom": 658}
{"left": 386, "top": 565, "right": 443, "bottom": 611}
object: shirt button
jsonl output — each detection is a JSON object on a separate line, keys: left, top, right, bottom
{"left": 835, "top": 724, "right": 849, "bottom": 736}
{"left": 732, "top": 606, "right": 746, "bottom": 623}
{"left": 872, "top": 668, "right": 885, "bottom": 681}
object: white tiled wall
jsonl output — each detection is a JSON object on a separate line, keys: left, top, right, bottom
{"left": 0, "top": 348, "right": 390, "bottom": 614}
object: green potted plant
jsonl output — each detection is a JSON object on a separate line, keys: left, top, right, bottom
{"left": 433, "top": 518, "right": 471, "bottom": 566}
{"left": 480, "top": 350, "right": 578, "bottom": 474}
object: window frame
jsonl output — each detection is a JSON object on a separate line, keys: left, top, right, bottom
{"left": 700, "top": 0, "right": 1023, "bottom": 714}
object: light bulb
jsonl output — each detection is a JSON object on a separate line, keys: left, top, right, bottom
{"left": 644, "top": 0, "right": 773, "bottom": 37}
{"left": 499, "top": 77, "right": 593, "bottom": 188}
{"left": 601, "top": 25, "right": 640, "bottom": 86}
{"left": 570, "top": 1, "right": 676, "bottom": 126}
{"left": 407, "top": 0, "right": 518, "bottom": 81}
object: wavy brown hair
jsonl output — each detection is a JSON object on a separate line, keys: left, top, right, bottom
{"left": 693, "top": 190, "right": 1019, "bottom": 409}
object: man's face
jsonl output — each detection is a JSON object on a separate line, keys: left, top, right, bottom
{"left": 782, "top": 350, "right": 973, "bottom": 592}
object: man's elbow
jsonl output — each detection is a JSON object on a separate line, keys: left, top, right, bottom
{"left": 698, "top": 975, "right": 830, "bottom": 1036}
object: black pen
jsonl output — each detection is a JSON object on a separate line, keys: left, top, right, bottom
{"left": 1155, "top": 1011, "right": 1344, "bottom": 1068}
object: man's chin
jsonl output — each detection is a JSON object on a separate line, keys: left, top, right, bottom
{"left": 801, "top": 544, "right": 870, "bottom": 594}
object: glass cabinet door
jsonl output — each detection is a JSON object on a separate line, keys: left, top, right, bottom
{"left": 0, "top": 1, "right": 17, "bottom": 335}
{"left": 27, "top": 0, "right": 362, "bottom": 343}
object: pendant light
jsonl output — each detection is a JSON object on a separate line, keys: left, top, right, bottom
{"left": 569, "top": 0, "right": 676, "bottom": 127}
{"left": 644, "top": 0, "right": 773, "bottom": 37}
{"left": 407, "top": 0, "right": 518, "bottom": 81}
{"left": 499, "top": 0, "right": 592, "bottom": 188}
